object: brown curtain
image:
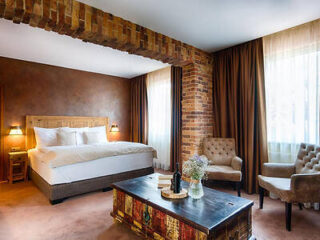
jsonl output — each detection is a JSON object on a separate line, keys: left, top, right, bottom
{"left": 0, "top": 86, "right": 4, "bottom": 181}
{"left": 130, "top": 75, "right": 148, "bottom": 144}
{"left": 170, "top": 66, "right": 182, "bottom": 172}
{"left": 213, "top": 38, "right": 268, "bottom": 194}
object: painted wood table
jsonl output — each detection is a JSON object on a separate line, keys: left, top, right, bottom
{"left": 111, "top": 173, "right": 254, "bottom": 240}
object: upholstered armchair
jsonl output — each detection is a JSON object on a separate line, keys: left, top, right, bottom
{"left": 258, "top": 143, "right": 320, "bottom": 231}
{"left": 203, "top": 138, "right": 242, "bottom": 196}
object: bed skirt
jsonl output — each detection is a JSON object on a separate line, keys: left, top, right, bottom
{"left": 29, "top": 167, "right": 154, "bottom": 204}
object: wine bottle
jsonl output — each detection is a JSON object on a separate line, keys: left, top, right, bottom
{"left": 173, "top": 162, "right": 181, "bottom": 193}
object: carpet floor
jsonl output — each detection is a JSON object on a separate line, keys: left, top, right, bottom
{"left": 0, "top": 179, "right": 319, "bottom": 240}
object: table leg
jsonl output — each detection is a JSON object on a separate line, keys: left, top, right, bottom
{"left": 8, "top": 161, "right": 13, "bottom": 184}
{"left": 24, "top": 161, "right": 28, "bottom": 182}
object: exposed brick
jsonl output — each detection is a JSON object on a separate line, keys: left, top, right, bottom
{"left": 54, "top": 0, "right": 200, "bottom": 63}
{"left": 181, "top": 62, "right": 213, "bottom": 162}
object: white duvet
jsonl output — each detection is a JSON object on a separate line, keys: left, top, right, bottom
{"left": 29, "top": 141, "right": 157, "bottom": 168}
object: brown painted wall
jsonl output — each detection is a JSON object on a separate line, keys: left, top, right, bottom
{"left": 0, "top": 57, "right": 131, "bottom": 181}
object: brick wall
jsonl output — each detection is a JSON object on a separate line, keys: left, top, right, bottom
{"left": 0, "top": 0, "right": 214, "bottom": 163}
{"left": 182, "top": 63, "right": 213, "bottom": 161}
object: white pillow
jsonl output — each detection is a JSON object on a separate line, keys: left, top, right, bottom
{"left": 84, "top": 131, "right": 107, "bottom": 145}
{"left": 58, "top": 126, "right": 107, "bottom": 145}
{"left": 65, "top": 127, "right": 89, "bottom": 145}
{"left": 86, "top": 126, "right": 108, "bottom": 143}
{"left": 34, "top": 127, "right": 59, "bottom": 148}
{"left": 57, "top": 131, "right": 77, "bottom": 146}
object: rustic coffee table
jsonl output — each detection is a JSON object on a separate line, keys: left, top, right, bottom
{"left": 111, "top": 173, "right": 254, "bottom": 240}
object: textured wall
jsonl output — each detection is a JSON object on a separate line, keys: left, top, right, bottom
{"left": 0, "top": 57, "right": 131, "bottom": 180}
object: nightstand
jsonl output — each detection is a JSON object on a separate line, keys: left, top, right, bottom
{"left": 8, "top": 151, "right": 28, "bottom": 184}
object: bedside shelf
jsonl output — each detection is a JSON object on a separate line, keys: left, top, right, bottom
{"left": 8, "top": 151, "right": 28, "bottom": 184}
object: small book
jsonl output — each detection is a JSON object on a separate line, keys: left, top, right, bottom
{"left": 158, "top": 175, "right": 173, "bottom": 188}
{"left": 158, "top": 180, "right": 171, "bottom": 188}
{"left": 158, "top": 175, "right": 173, "bottom": 180}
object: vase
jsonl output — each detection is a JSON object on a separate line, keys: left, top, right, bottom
{"left": 188, "top": 178, "right": 204, "bottom": 199}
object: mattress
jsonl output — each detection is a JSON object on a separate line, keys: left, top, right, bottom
{"left": 29, "top": 150, "right": 153, "bottom": 185}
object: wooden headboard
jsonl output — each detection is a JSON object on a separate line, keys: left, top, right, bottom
{"left": 26, "top": 115, "right": 109, "bottom": 150}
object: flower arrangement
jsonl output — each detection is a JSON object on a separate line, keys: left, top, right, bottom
{"left": 183, "top": 154, "right": 208, "bottom": 181}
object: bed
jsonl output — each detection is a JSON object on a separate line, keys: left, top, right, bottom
{"left": 26, "top": 115, "right": 155, "bottom": 204}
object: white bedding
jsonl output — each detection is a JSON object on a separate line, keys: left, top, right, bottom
{"left": 34, "top": 141, "right": 157, "bottom": 168}
{"left": 29, "top": 150, "right": 153, "bottom": 185}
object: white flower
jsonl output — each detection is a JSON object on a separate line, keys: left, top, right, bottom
{"left": 183, "top": 154, "right": 208, "bottom": 180}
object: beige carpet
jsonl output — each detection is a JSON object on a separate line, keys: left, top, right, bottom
{"left": 0, "top": 180, "right": 319, "bottom": 240}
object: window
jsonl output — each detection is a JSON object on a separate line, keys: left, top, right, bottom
{"left": 263, "top": 21, "right": 320, "bottom": 163}
{"left": 146, "top": 67, "right": 172, "bottom": 169}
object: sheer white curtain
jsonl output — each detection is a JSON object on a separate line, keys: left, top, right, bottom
{"left": 263, "top": 20, "right": 320, "bottom": 163}
{"left": 147, "top": 67, "right": 171, "bottom": 170}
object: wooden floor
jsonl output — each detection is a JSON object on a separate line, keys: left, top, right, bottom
{"left": 0, "top": 173, "right": 320, "bottom": 240}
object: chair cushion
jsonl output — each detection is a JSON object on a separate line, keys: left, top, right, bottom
{"left": 206, "top": 165, "right": 241, "bottom": 182}
{"left": 258, "top": 175, "right": 294, "bottom": 202}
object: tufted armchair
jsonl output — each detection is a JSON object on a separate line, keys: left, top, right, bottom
{"left": 203, "top": 138, "right": 242, "bottom": 196}
{"left": 258, "top": 143, "right": 320, "bottom": 231}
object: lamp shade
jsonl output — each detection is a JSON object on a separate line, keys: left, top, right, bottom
{"left": 9, "top": 126, "right": 23, "bottom": 135}
{"left": 110, "top": 124, "right": 120, "bottom": 132}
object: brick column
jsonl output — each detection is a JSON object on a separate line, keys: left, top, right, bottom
{"left": 181, "top": 61, "right": 213, "bottom": 163}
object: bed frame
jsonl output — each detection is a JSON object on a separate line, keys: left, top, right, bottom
{"left": 26, "top": 115, "right": 154, "bottom": 204}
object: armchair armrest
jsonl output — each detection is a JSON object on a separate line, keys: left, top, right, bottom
{"left": 262, "top": 163, "right": 295, "bottom": 178}
{"left": 231, "top": 156, "right": 242, "bottom": 171}
{"left": 291, "top": 173, "right": 320, "bottom": 202}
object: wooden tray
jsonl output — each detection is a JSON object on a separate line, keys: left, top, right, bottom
{"left": 161, "top": 187, "right": 188, "bottom": 199}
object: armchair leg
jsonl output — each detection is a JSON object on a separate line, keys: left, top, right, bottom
{"left": 259, "top": 187, "right": 264, "bottom": 209}
{"left": 298, "top": 203, "right": 303, "bottom": 210}
{"left": 50, "top": 198, "right": 66, "bottom": 205}
{"left": 285, "top": 202, "right": 292, "bottom": 231}
{"left": 236, "top": 182, "right": 241, "bottom": 197}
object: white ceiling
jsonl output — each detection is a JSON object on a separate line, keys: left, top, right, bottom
{"left": 1, "top": 1, "right": 319, "bottom": 77}
{"left": 79, "top": 0, "right": 320, "bottom": 52}
{"left": 0, "top": 19, "right": 168, "bottom": 78}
